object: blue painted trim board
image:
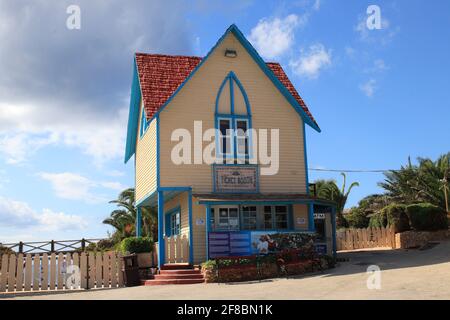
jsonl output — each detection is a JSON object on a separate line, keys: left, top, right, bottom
{"left": 136, "top": 207, "right": 142, "bottom": 238}
{"left": 157, "top": 190, "right": 165, "bottom": 268}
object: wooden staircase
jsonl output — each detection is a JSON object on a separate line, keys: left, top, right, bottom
{"left": 141, "top": 264, "right": 205, "bottom": 285}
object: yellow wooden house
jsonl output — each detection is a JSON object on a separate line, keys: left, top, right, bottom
{"left": 124, "top": 24, "right": 337, "bottom": 268}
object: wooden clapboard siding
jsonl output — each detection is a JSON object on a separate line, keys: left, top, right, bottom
{"left": 192, "top": 197, "right": 206, "bottom": 264}
{"left": 135, "top": 99, "right": 158, "bottom": 203}
{"left": 293, "top": 204, "right": 309, "bottom": 231}
{"left": 163, "top": 192, "right": 189, "bottom": 237}
{"left": 159, "top": 32, "right": 307, "bottom": 194}
{"left": 0, "top": 252, "right": 125, "bottom": 293}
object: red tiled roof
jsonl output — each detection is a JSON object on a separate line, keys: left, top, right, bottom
{"left": 135, "top": 53, "right": 317, "bottom": 126}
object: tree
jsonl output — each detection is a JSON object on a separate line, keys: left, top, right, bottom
{"left": 379, "top": 152, "right": 449, "bottom": 212}
{"left": 345, "top": 194, "right": 391, "bottom": 229}
{"left": 103, "top": 188, "right": 158, "bottom": 243}
{"left": 315, "top": 173, "right": 360, "bottom": 228}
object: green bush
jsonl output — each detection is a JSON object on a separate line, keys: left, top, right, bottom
{"left": 406, "top": 203, "right": 448, "bottom": 231}
{"left": 368, "top": 210, "right": 387, "bottom": 228}
{"left": 202, "top": 260, "right": 217, "bottom": 270}
{"left": 346, "top": 208, "right": 370, "bottom": 228}
{"left": 120, "top": 237, "right": 154, "bottom": 254}
{"left": 381, "top": 204, "right": 410, "bottom": 233}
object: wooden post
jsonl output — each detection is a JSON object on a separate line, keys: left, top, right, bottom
{"left": 19, "top": 242, "right": 23, "bottom": 254}
{"left": 81, "top": 238, "right": 86, "bottom": 251}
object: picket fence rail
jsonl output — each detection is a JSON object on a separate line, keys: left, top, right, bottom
{"left": 336, "top": 227, "right": 396, "bottom": 251}
{"left": 0, "top": 251, "right": 124, "bottom": 293}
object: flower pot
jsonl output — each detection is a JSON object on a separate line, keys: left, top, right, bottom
{"left": 136, "top": 252, "right": 153, "bottom": 268}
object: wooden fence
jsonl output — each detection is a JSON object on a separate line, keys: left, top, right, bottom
{"left": 336, "top": 227, "right": 396, "bottom": 251}
{"left": 0, "top": 252, "right": 124, "bottom": 293}
{"left": 0, "top": 239, "right": 103, "bottom": 255}
{"left": 164, "top": 235, "right": 189, "bottom": 264}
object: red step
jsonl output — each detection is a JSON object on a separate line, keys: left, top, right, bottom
{"left": 159, "top": 269, "right": 201, "bottom": 275}
{"left": 154, "top": 273, "right": 204, "bottom": 280}
{"left": 160, "top": 263, "right": 192, "bottom": 270}
{"left": 142, "top": 266, "right": 205, "bottom": 285}
{"left": 142, "top": 278, "right": 205, "bottom": 285}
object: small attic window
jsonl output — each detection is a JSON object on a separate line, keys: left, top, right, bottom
{"left": 140, "top": 108, "right": 149, "bottom": 138}
{"left": 224, "top": 49, "right": 237, "bottom": 58}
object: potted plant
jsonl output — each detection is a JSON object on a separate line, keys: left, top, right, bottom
{"left": 120, "top": 237, "right": 154, "bottom": 268}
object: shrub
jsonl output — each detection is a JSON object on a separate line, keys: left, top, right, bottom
{"left": 346, "top": 208, "right": 370, "bottom": 228}
{"left": 368, "top": 211, "right": 387, "bottom": 228}
{"left": 406, "top": 203, "right": 448, "bottom": 231}
{"left": 202, "top": 259, "right": 217, "bottom": 270}
{"left": 381, "top": 203, "right": 410, "bottom": 233}
{"left": 120, "top": 237, "right": 154, "bottom": 254}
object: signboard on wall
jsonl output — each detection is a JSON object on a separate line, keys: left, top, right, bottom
{"left": 213, "top": 165, "right": 258, "bottom": 193}
{"left": 208, "top": 231, "right": 252, "bottom": 258}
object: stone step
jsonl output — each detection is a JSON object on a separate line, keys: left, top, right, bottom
{"left": 160, "top": 263, "right": 192, "bottom": 270}
{"left": 142, "top": 278, "right": 205, "bottom": 285}
{"left": 159, "top": 269, "right": 201, "bottom": 275}
{"left": 154, "top": 273, "right": 204, "bottom": 280}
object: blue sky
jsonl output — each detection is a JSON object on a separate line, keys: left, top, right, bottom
{"left": 1, "top": 0, "right": 449, "bottom": 242}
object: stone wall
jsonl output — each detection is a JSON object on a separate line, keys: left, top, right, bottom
{"left": 395, "top": 230, "right": 450, "bottom": 249}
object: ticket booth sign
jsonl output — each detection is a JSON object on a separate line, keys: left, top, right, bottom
{"left": 213, "top": 165, "right": 258, "bottom": 193}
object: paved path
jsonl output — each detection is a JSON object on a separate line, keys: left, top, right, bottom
{"left": 7, "top": 240, "right": 450, "bottom": 300}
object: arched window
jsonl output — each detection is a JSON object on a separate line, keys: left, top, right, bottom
{"left": 215, "top": 71, "right": 252, "bottom": 161}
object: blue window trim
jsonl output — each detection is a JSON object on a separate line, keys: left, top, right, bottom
{"left": 215, "top": 71, "right": 252, "bottom": 160}
{"left": 216, "top": 117, "right": 235, "bottom": 158}
{"left": 139, "top": 107, "right": 150, "bottom": 138}
{"left": 165, "top": 206, "right": 181, "bottom": 237}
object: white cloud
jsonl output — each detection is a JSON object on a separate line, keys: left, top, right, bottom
{"left": 248, "top": 14, "right": 305, "bottom": 59}
{"left": 313, "top": 0, "right": 321, "bottom": 10}
{"left": 0, "top": 1, "right": 192, "bottom": 167}
{"left": 37, "top": 172, "right": 125, "bottom": 203}
{"left": 106, "top": 170, "right": 126, "bottom": 177}
{"left": 289, "top": 43, "right": 332, "bottom": 79}
{"left": 0, "top": 103, "right": 128, "bottom": 166}
{"left": 371, "top": 59, "right": 389, "bottom": 72}
{"left": 359, "top": 79, "right": 377, "bottom": 97}
{"left": 0, "top": 196, "right": 87, "bottom": 232}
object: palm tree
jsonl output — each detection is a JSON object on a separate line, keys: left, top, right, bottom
{"left": 315, "top": 173, "right": 360, "bottom": 227}
{"left": 103, "top": 188, "right": 158, "bottom": 241}
{"left": 379, "top": 152, "right": 449, "bottom": 211}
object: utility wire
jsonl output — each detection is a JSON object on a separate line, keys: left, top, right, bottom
{"left": 309, "top": 168, "right": 399, "bottom": 173}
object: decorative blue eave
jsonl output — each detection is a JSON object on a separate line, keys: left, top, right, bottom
{"left": 124, "top": 24, "right": 321, "bottom": 163}
{"left": 227, "top": 24, "right": 321, "bottom": 133}
{"left": 124, "top": 57, "right": 141, "bottom": 163}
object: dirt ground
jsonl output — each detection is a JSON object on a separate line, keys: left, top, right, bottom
{"left": 6, "top": 240, "right": 450, "bottom": 300}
